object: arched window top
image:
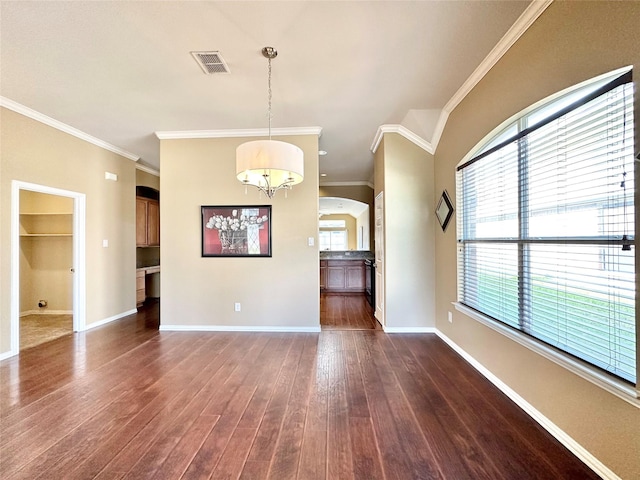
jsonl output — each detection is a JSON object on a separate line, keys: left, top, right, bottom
{"left": 462, "top": 66, "right": 633, "bottom": 167}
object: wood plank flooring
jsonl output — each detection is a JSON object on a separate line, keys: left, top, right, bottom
{"left": 320, "top": 293, "right": 381, "bottom": 330}
{"left": 0, "top": 300, "right": 599, "bottom": 479}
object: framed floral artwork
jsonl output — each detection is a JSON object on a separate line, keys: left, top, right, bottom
{"left": 201, "top": 205, "right": 272, "bottom": 257}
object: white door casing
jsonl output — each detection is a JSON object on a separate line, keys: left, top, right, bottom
{"left": 374, "top": 192, "right": 384, "bottom": 326}
{"left": 9, "top": 180, "right": 86, "bottom": 358}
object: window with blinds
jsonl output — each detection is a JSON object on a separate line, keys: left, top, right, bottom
{"left": 457, "top": 69, "right": 636, "bottom": 384}
{"left": 319, "top": 230, "right": 347, "bottom": 251}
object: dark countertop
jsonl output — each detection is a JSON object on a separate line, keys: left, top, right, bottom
{"left": 136, "top": 263, "right": 160, "bottom": 270}
{"left": 320, "top": 251, "right": 374, "bottom": 260}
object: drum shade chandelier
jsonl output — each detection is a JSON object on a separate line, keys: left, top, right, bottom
{"left": 236, "top": 47, "right": 304, "bottom": 198}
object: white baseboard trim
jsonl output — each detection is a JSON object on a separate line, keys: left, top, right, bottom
{"left": 434, "top": 329, "right": 621, "bottom": 480}
{"left": 0, "top": 350, "right": 15, "bottom": 361}
{"left": 20, "top": 309, "right": 73, "bottom": 317}
{"left": 383, "top": 326, "right": 436, "bottom": 333}
{"left": 84, "top": 309, "right": 138, "bottom": 331}
{"left": 159, "top": 324, "right": 321, "bottom": 333}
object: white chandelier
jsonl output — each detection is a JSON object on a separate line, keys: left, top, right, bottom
{"left": 236, "top": 47, "right": 304, "bottom": 198}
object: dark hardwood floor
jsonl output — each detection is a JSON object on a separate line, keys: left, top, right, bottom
{"left": 0, "top": 300, "right": 599, "bottom": 479}
{"left": 320, "top": 293, "right": 381, "bottom": 330}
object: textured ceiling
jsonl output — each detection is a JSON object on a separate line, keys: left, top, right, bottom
{"left": 1, "top": 1, "right": 532, "bottom": 183}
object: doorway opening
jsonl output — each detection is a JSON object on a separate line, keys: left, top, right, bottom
{"left": 10, "top": 181, "right": 86, "bottom": 356}
{"left": 320, "top": 293, "right": 380, "bottom": 330}
{"left": 318, "top": 195, "right": 377, "bottom": 330}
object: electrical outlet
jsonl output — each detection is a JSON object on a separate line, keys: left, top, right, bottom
{"left": 448, "top": 311, "right": 453, "bottom": 323}
{"left": 234, "top": 302, "right": 241, "bottom": 312}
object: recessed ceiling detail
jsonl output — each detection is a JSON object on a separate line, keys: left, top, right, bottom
{"left": 191, "top": 51, "right": 230, "bottom": 74}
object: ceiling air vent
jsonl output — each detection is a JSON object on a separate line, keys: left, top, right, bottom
{"left": 191, "top": 51, "right": 230, "bottom": 74}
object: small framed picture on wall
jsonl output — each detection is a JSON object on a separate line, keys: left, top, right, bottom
{"left": 436, "top": 191, "right": 454, "bottom": 232}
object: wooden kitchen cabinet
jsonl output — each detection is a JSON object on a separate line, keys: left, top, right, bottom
{"left": 136, "top": 265, "right": 160, "bottom": 308}
{"left": 136, "top": 198, "right": 147, "bottom": 246}
{"left": 136, "top": 269, "right": 146, "bottom": 307}
{"left": 147, "top": 200, "right": 159, "bottom": 245}
{"left": 346, "top": 263, "right": 365, "bottom": 290}
{"left": 320, "top": 260, "right": 327, "bottom": 289}
{"left": 321, "top": 260, "right": 365, "bottom": 293}
{"left": 136, "top": 197, "right": 159, "bottom": 247}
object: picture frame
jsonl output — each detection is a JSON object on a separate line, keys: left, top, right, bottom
{"left": 201, "top": 205, "right": 272, "bottom": 257}
{"left": 435, "top": 190, "right": 454, "bottom": 232}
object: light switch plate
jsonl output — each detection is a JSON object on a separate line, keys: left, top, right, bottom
{"left": 308, "top": 237, "right": 315, "bottom": 246}
{"left": 102, "top": 239, "right": 109, "bottom": 247}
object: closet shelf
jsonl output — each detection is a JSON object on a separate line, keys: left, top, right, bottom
{"left": 20, "top": 212, "right": 73, "bottom": 236}
{"left": 20, "top": 233, "right": 72, "bottom": 237}
{"left": 20, "top": 212, "right": 73, "bottom": 216}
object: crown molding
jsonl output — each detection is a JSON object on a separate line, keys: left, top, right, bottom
{"left": 370, "top": 124, "right": 434, "bottom": 154}
{"left": 371, "top": 1, "right": 553, "bottom": 157}
{"left": 320, "top": 181, "right": 374, "bottom": 189}
{"left": 155, "top": 126, "right": 322, "bottom": 140}
{"left": 0, "top": 96, "right": 140, "bottom": 162}
{"left": 430, "top": 0, "right": 553, "bottom": 152}
{"left": 136, "top": 163, "right": 160, "bottom": 176}
{"left": 429, "top": 111, "right": 450, "bottom": 156}
{"left": 444, "top": 0, "right": 553, "bottom": 112}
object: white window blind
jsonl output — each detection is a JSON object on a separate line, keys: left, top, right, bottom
{"left": 457, "top": 71, "right": 636, "bottom": 384}
{"left": 319, "top": 230, "right": 347, "bottom": 251}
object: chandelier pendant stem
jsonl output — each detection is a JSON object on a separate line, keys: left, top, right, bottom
{"left": 268, "top": 55, "right": 272, "bottom": 141}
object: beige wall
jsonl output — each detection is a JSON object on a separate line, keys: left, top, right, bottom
{"left": 1, "top": 108, "right": 136, "bottom": 353}
{"left": 354, "top": 208, "right": 369, "bottom": 250}
{"left": 374, "top": 138, "right": 385, "bottom": 197}
{"left": 433, "top": 2, "right": 640, "bottom": 478}
{"left": 319, "top": 184, "right": 373, "bottom": 204}
{"left": 378, "top": 133, "right": 435, "bottom": 329}
{"left": 136, "top": 168, "right": 160, "bottom": 190}
{"left": 159, "top": 134, "right": 320, "bottom": 329}
{"left": 320, "top": 213, "right": 357, "bottom": 250}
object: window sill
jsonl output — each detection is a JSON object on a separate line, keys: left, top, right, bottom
{"left": 453, "top": 302, "right": 639, "bottom": 408}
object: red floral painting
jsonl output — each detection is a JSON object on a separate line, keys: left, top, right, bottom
{"left": 201, "top": 206, "right": 271, "bottom": 257}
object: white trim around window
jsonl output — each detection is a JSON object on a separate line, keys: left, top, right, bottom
{"left": 453, "top": 302, "right": 639, "bottom": 407}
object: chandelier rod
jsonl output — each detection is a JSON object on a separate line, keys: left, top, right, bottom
{"left": 263, "top": 47, "right": 277, "bottom": 141}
